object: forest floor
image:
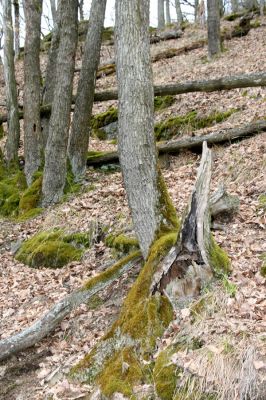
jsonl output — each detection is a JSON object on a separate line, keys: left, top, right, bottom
{"left": 0, "top": 18, "right": 266, "bottom": 400}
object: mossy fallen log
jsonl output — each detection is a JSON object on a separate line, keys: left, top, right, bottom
{"left": 0, "top": 251, "right": 142, "bottom": 362}
{"left": 86, "top": 120, "right": 266, "bottom": 166}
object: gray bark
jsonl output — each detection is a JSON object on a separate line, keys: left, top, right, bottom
{"left": 42, "top": 0, "right": 78, "bottom": 206}
{"left": 0, "top": 255, "right": 141, "bottom": 362}
{"left": 41, "top": 0, "right": 62, "bottom": 149}
{"left": 207, "top": 0, "right": 221, "bottom": 58}
{"left": 13, "top": 0, "right": 19, "bottom": 59}
{"left": 50, "top": 0, "right": 57, "bottom": 26}
{"left": 116, "top": 0, "right": 164, "bottom": 259}
{"left": 231, "top": 0, "right": 239, "bottom": 12}
{"left": 3, "top": 0, "right": 20, "bottom": 164}
{"left": 165, "top": 0, "right": 171, "bottom": 24}
{"left": 158, "top": 0, "right": 165, "bottom": 29}
{"left": 195, "top": 0, "right": 199, "bottom": 21}
{"left": 23, "top": 0, "right": 43, "bottom": 185}
{"left": 260, "top": 0, "right": 265, "bottom": 15}
{"left": 175, "top": 0, "right": 183, "bottom": 26}
{"left": 68, "top": 0, "right": 107, "bottom": 180}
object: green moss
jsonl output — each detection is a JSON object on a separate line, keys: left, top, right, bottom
{"left": 86, "top": 294, "right": 104, "bottom": 310}
{"left": 154, "top": 345, "right": 182, "bottom": 400}
{"left": 260, "top": 253, "right": 266, "bottom": 277}
{"left": 15, "top": 229, "right": 92, "bottom": 269}
{"left": 87, "top": 150, "right": 107, "bottom": 160}
{"left": 97, "top": 347, "right": 143, "bottom": 397}
{"left": 157, "top": 170, "right": 180, "bottom": 233}
{"left": 0, "top": 124, "right": 4, "bottom": 139}
{"left": 258, "top": 194, "right": 266, "bottom": 213}
{"left": 155, "top": 109, "right": 237, "bottom": 141}
{"left": 19, "top": 174, "right": 42, "bottom": 213}
{"left": 154, "top": 95, "right": 175, "bottom": 111}
{"left": 0, "top": 167, "right": 27, "bottom": 218}
{"left": 91, "top": 107, "right": 118, "bottom": 130}
{"left": 224, "top": 12, "right": 244, "bottom": 21}
{"left": 102, "top": 27, "right": 114, "bottom": 42}
{"left": 105, "top": 233, "right": 139, "bottom": 254}
{"left": 208, "top": 235, "right": 231, "bottom": 276}
{"left": 17, "top": 208, "right": 43, "bottom": 222}
{"left": 250, "top": 19, "right": 261, "bottom": 28}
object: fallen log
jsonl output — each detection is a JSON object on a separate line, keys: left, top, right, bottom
{"left": 1, "top": 72, "right": 265, "bottom": 123}
{"left": 86, "top": 120, "right": 266, "bottom": 166}
{"left": 0, "top": 252, "right": 141, "bottom": 362}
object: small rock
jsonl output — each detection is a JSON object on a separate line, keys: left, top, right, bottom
{"left": 10, "top": 239, "right": 23, "bottom": 254}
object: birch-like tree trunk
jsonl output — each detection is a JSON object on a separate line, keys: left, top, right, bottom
{"left": 116, "top": 0, "right": 178, "bottom": 259}
{"left": 23, "top": 0, "right": 43, "bottom": 185}
{"left": 158, "top": 0, "right": 165, "bottom": 29}
{"left": 50, "top": 0, "right": 57, "bottom": 26}
{"left": 207, "top": 0, "right": 221, "bottom": 58}
{"left": 42, "top": 0, "right": 78, "bottom": 206}
{"left": 13, "top": 0, "right": 19, "bottom": 59}
{"left": 3, "top": 0, "right": 20, "bottom": 164}
{"left": 165, "top": 0, "right": 171, "bottom": 24}
{"left": 68, "top": 0, "right": 107, "bottom": 180}
{"left": 175, "top": 0, "right": 183, "bottom": 27}
{"left": 195, "top": 0, "right": 199, "bottom": 21}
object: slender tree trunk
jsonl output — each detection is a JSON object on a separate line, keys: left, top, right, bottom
{"left": 13, "top": 0, "right": 20, "bottom": 59}
{"left": 50, "top": 0, "right": 57, "bottom": 26}
{"left": 195, "top": 0, "right": 199, "bottom": 21}
{"left": 78, "top": 0, "right": 84, "bottom": 20}
{"left": 3, "top": 0, "right": 20, "bottom": 164}
{"left": 260, "top": 0, "right": 264, "bottom": 15}
{"left": 116, "top": 0, "right": 178, "bottom": 259}
{"left": 23, "top": 0, "right": 43, "bottom": 185}
{"left": 175, "top": 0, "right": 183, "bottom": 27}
{"left": 231, "top": 0, "right": 239, "bottom": 12}
{"left": 68, "top": 0, "right": 107, "bottom": 180}
{"left": 207, "top": 0, "right": 221, "bottom": 58}
{"left": 42, "top": 0, "right": 78, "bottom": 206}
{"left": 158, "top": 0, "right": 165, "bottom": 29}
{"left": 41, "top": 0, "right": 62, "bottom": 149}
{"left": 165, "top": 0, "right": 171, "bottom": 24}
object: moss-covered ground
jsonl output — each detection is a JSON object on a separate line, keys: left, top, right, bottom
{"left": 16, "top": 229, "right": 92, "bottom": 269}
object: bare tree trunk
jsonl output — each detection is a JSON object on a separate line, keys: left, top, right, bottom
{"left": 116, "top": 0, "right": 178, "bottom": 259}
{"left": 3, "top": 0, "right": 20, "bottom": 164}
{"left": 23, "top": 0, "right": 43, "bottom": 185}
{"left": 41, "top": 0, "right": 62, "bottom": 149}
{"left": 175, "top": 0, "right": 183, "bottom": 27}
{"left": 260, "top": 0, "right": 265, "bottom": 15}
{"left": 165, "top": 0, "right": 171, "bottom": 24}
{"left": 42, "top": 0, "right": 78, "bottom": 206}
{"left": 50, "top": 0, "right": 57, "bottom": 26}
{"left": 195, "top": 0, "right": 199, "bottom": 21}
{"left": 158, "top": 0, "right": 165, "bottom": 29}
{"left": 207, "top": 0, "right": 221, "bottom": 58}
{"left": 13, "top": 0, "right": 20, "bottom": 59}
{"left": 231, "top": 0, "right": 239, "bottom": 12}
{"left": 78, "top": 0, "right": 84, "bottom": 20}
{"left": 68, "top": 0, "right": 107, "bottom": 181}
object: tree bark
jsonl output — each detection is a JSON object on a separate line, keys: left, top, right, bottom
{"left": 50, "top": 0, "right": 57, "bottom": 26}
{"left": 231, "top": 0, "right": 239, "bottom": 12}
{"left": 116, "top": 0, "right": 178, "bottom": 259}
{"left": 158, "top": 0, "right": 165, "bottom": 29}
{"left": 175, "top": 0, "right": 183, "bottom": 27}
{"left": 42, "top": 0, "right": 78, "bottom": 206}
{"left": 78, "top": 0, "right": 84, "bottom": 20}
{"left": 41, "top": 0, "right": 62, "bottom": 149}
{"left": 23, "top": 0, "right": 43, "bottom": 185}
{"left": 13, "top": 0, "right": 20, "bottom": 59}
{"left": 3, "top": 0, "right": 20, "bottom": 165}
{"left": 0, "top": 253, "right": 141, "bottom": 362}
{"left": 207, "top": 0, "right": 221, "bottom": 58}
{"left": 165, "top": 0, "right": 171, "bottom": 24}
{"left": 68, "top": 0, "right": 107, "bottom": 180}
{"left": 86, "top": 120, "right": 266, "bottom": 166}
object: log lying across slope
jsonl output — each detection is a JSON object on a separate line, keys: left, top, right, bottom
{"left": 0, "top": 72, "right": 265, "bottom": 123}
{"left": 87, "top": 120, "right": 266, "bottom": 166}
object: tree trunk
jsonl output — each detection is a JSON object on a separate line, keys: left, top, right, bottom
{"left": 13, "top": 0, "right": 20, "bottom": 59}
{"left": 231, "top": 0, "right": 239, "bottom": 12}
{"left": 116, "top": 0, "right": 178, "bottom": 259}
{"left": 78, "top": 0, "right": 84, "bottom": 20}
{"left": 175, "top": 0, "right": 183, "bottom": 27}
{"left": 3, "top": 0, "right": 20, "bottom": 165}
{"left": 23, "top": 0, "right": 43, "bottom": 185}
{"left": 50, "top": 0, "right": 57, "bottom": 26}
{"left": 165, "top": 0, "right": 171, "bottom": 24}
{"left": 158, "top": 0, "right": 165, "bottom": 29}
{"left": 207, "top": 0, "right": 221, "bottom": 58}
{"left": 68, "top": 0, "right": 107, "bottom": 180}
{"left": 195, "top": 0, "right": 199, "bottom": 21}
{"left": 260, "top": 0, "right": 265, "bottom": 15}
{"left": 41, "top": 0, "right": 62, "bottom": 149}
{"left": 42, "top": 0, "right": 78, "bottom": 206}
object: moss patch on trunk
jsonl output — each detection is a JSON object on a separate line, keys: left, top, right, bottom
{"left": 16, "top": 229, "right": 92, "bottom": 268}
